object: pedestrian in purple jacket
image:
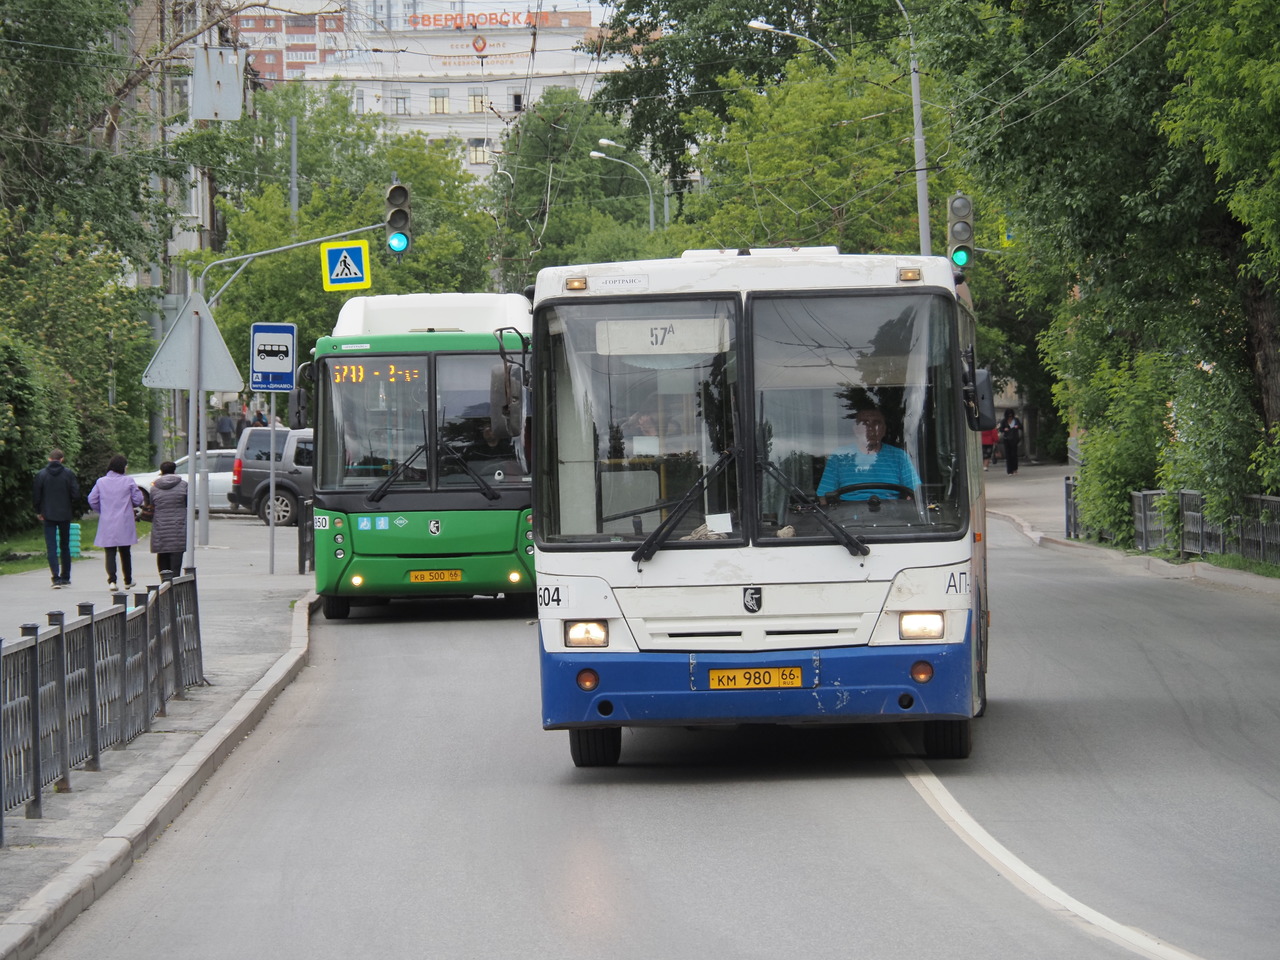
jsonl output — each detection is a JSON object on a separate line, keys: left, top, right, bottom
{"left": 87, "top": 454, "right": 144, "bottom": 591}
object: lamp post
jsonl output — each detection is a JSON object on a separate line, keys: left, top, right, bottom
{"left": 747, "top": 19, "right": 837, "bottom": 62}
{"left": 590, "top": 147, "right": 655, "bottom": 232}
{"left": 748, "top": 10, "right": 930, "bottom": 255}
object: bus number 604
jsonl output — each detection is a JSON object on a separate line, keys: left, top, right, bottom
{"left": 537, "top": 586, "right": 563, "bottom": 607}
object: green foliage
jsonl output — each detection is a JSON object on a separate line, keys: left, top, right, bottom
{"left": 1250, "top": 423, "right": 1280, "bottom": 496}
{"left": 0, "top": 0, "right": 187, "bottom": 261}
{"left": 493, "top": 88, "right": 672, "bottom": 290}
{"left": 1072, "top": 355, "right": 1171, "bottom": 546}
{"left": 0, "top": 210, "right": 154, "bottom": 535}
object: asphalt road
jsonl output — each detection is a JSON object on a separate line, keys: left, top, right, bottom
{"left": 34, "top": 518, "right": 1280, "bottom": 960}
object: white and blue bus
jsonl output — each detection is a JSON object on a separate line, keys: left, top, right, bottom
{"left": 529, "top": 248, "right": 996, "bottom": 766}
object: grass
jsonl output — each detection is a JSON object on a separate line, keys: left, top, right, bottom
{"left": 1127, "top": 544, "right": 1280, "bottom": 579}
{"left": 0, "top": 518, "right": 101, "bottom": 577}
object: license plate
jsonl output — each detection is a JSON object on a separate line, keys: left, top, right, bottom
{"left": 708, "top": 667, "right": 803, "bottom": 690}
{"left": 410, "top": 569, "right": 462, "bottom": 583}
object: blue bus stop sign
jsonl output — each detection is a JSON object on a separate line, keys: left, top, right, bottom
{"left": 250, "top": 322, "right": 297, "bottom": 392}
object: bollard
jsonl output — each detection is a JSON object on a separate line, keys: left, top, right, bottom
{"left": 19, "top": 623, "right": 43, "bottom": 820}
{"left": 46, "top": 611, "right": 73, "bottom": 792}
{"left": 77, "top": 602, "right": 103, "bottom": 771}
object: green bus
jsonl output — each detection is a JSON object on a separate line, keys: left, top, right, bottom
{"left": 309, "top": 293, "right": 534, "bottom": 619}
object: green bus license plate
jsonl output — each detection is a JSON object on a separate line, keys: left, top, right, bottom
{"left": 410, "top": 569, "right": 462, "bottom": 583}
{"left": 708, "top": 667, "right": 802, "bottom": 690}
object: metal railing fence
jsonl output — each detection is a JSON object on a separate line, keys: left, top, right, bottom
{"left": 1, "top": 571, "right": 203, "bottom": 846}
{"left": 1066, "top": 477, "right": 1280, "bottom": 562}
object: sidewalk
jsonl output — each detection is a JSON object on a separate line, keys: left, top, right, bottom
{"left": 0, "top": 517, "right": 315, "bottom": 960}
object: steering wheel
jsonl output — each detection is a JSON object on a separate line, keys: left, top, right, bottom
{"left": 825, "top": 482, "right": 915, "bottom": 502}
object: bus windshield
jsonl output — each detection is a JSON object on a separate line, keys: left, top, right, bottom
{"left": 316, "top": 353, "right": 529, "bottom": 491}
{"left": 535, "top": 290, "right": 967, "bottom": 547}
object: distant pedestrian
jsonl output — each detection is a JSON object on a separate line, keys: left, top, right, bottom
{"left": 148, "top": 460, "right": 188, "bottom": 577}
{"left": 216, "top": 411, "right": 235, "bottom": 448}
{"left": 998, "top": 409, "right": 1024, "bottom": 476}
{"left": 87, "top": 454, "right": 144, "bottom": 591}
{"left": 32, "top": 448, "right": 80, "bottom": 589}
{"left": 252, "top": 410, "right": 268, "bottom": 427}
{"left": 981, "top": 427, "right": 999, "bottom": 471}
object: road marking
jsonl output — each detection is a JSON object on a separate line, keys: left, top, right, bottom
{"left": 891, "top": 739, "right": 1206, "bottom": 960}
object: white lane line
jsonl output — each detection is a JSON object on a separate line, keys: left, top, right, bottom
{"left": 892, "top": 744, "right": 1207, "bottom": 960}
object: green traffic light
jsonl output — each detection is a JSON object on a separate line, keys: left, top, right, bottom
{"left": 950, "top": 247, "right": 972, "bottom": 268}
{"left": 388, "top": 232, "right": 409, "bottom": 253}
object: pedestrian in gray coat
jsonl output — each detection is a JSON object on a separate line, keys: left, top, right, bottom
{"left": 87, "top": 454, "right": 144, "bottom": 590}
{"left": 148, "top": 461, "right": 188, "bottom": 576}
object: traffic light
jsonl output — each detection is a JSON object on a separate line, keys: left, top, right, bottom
{"left": 385, "top": 183, "right": 412, "bottom": 254}
{"left": 947, "top": 192, "right": 974, "bottom": 269}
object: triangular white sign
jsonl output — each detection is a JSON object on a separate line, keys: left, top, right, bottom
{"left": 142, "top": 292, "right": 245, "bottom": 391}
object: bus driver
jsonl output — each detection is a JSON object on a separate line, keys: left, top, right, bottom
{"left": 817, "top": 407, "right": 921, "bottom": 503}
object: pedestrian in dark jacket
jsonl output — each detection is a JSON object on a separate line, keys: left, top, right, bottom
{"left": 998, "top": 409, "right": 1024, "bottom": 476}
{"left": 87, "top": 454, "right": 144, "bottom": 591}
{"left": 148, "top": 461, "right": 188, "bottom": 576}
{"left": 33, "top": 448, "right": 80, "bottom": 588}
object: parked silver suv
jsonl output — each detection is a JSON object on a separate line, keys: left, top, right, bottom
{"left": 228, "top": 427, "right": 313, "bottom": 525}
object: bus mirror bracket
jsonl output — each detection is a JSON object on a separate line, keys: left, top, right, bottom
{"left": 962, "top": 350, "right": 997, "bottom": 432}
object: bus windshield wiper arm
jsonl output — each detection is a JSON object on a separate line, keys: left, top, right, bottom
{"left": 631, "top": 448, "right": 737, "bottom": 565}
{"left": 367, "top": 443, "right": 427, "bottom": 503}
{"left": 438, "top": 442, "right": 501, "bottom": 501}
{"left": 758, "top": 457, "right": 870, "bottom": 557}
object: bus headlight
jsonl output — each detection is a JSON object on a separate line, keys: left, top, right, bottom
{"left": 565, "top": 621, "right": 608, "bottom": 647}
{"left": 508, "top": 571, "right": 522, "bottom": 584}
{"left": 899, "top": 612, "right": 945, "bottom": 640}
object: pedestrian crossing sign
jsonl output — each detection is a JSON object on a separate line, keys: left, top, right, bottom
{"left": 321, "top": 240, "right": 372, "bottom": 291}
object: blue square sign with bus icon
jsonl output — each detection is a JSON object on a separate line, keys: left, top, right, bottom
{"left": 250, "top": 322, "right": 296, "bottom": 392}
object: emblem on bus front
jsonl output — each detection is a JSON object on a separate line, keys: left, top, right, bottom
{"left": 743, "top": 587, "right": 763, "bottom": 613}
{"left": 429, "top": 519, "right": 441, "bottom": 535}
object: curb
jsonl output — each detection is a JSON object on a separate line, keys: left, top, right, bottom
{"left": 0, "top": 592, "right": 319, "bottom": 960}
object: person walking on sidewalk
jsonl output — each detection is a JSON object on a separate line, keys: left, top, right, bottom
{"left": 88, "top": 454, "right": 144, "bottom": 591}
{"left": 148, "top": 460, "right": 188, "bottom": 577}
{"left": 33, "top": 448, "right": 80, "bottom": 589}
{"left": 999, "top": 409, "right": 1024, "bottom": 476}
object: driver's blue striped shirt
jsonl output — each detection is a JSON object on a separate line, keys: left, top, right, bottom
{"left": 816, "top": 444, "right": 922, "bottom": 500}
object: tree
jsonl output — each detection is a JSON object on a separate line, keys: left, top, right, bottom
{"left": 590, "top": 0, "right": 915, "bottom": 184}
{"left": 0, "top": 0, "right": 189, "bottom": 260}
{"left": 920, "top": 1, "right": 1272, "bottom": 529}
{"left": 492, "top": 87, "right": 669, "bottom": 291}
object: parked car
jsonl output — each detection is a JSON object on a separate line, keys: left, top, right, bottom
{"left": 229, "top": 427, "right": 314, "bottom": 526}
{"left": 128, "top": 451, "right": 240, "bottom": 513}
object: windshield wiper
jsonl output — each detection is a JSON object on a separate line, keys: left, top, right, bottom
{"left": 758, "top": 457, "right": 870, "bottom": 558}
{"left": 367, "top": 442, "right": 427, "bottom": 503}
{"left": 632, "top": 448, "right": 738, "bottom": 565}
{"left": 438, "top": 441, "right": 500, "bottom": 501}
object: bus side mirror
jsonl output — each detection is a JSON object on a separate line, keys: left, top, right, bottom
{"left": 288, "top": 387, "right": 311, "bottom": 429}
{"left": 490, "top": 362, "right": 523, "bottom": 439}
{"left": 965, "top": 368, "right": 997, "bottom": 432}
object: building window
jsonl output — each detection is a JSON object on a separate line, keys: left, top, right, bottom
{"left": 242, "top": 18, "right": 255, "bottom": 28}
{"left": 430, "top": 88, "right": 449, "bottom": 114}
{"left": 355, "top": 90, "right": 364, "bottom": 113}
{"left": 468, "top": 87, "right": 487, "bottom": 113}
{"left": 509, "top": 89, "right": 523, "bottom": 113}
{"left": 263, "top": 53, "right": 277, "bottom": 63}
{"left": 264, "top": 18, "right": 276, "bottom": 28}
{"left": 289, "top": 50, "right": 317, "bottom": 62}
{"left": 467, "top": 138, "right": 490, "bottom": 165}
{"left": 393, "top": 94, "right": 410, "bottom": 115}
{"left": 286, "top": 68, "right": 306, "bottom": 78}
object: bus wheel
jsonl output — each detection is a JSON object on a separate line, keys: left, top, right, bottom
{"left": 322, "top": 595, "right": 350, "bottom": 620}
{"left": 569, "top": 727, "right": 621, "bottom": 767}
{"left": 923, "top": 719, "right": 972, "bottom": 759}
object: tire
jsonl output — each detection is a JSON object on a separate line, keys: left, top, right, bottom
{"left": 258, "top": 489, "right": 298, "bottom": 526}
{"left": 569, "top": 727, "right": 622, "bottom": 767}
{"left": 922, "top": 719, "right": 972, "bottom": 759}
{"left": 322, "top": 595, "right": 350, "bottom": 620}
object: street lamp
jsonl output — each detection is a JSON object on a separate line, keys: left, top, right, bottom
{"left": 747, "top": 19, "right": 837, "bottom": 63}
{"left": 748, "top": 10, "right": 930, "bottom": 255}
{"left": 590, "top": 149, "right": 655, "bottom": 232}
